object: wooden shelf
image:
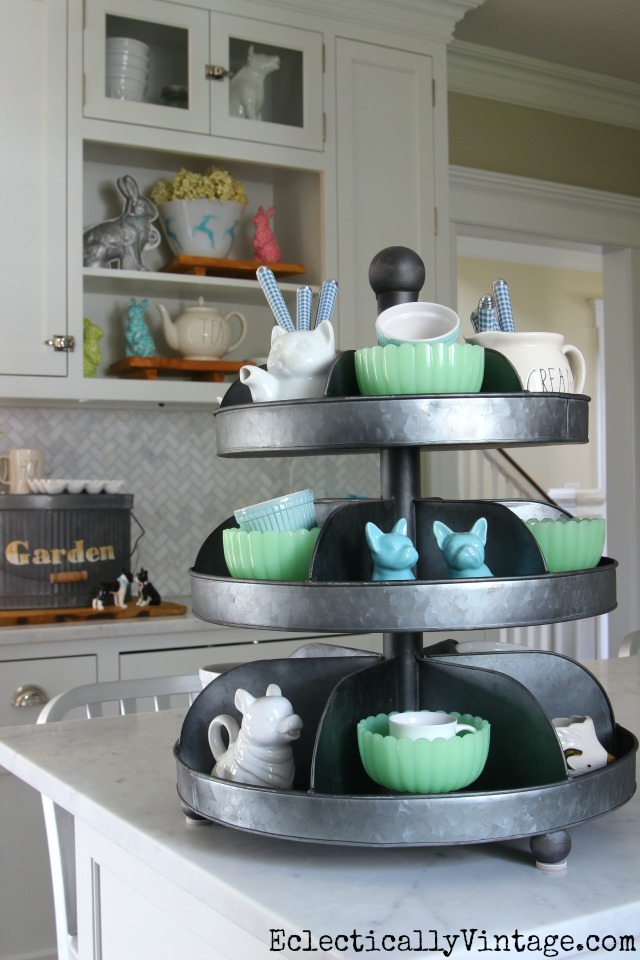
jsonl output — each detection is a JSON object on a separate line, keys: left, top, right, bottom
{"left": 159, "top": 256, "right": 306, "bottom": 280}
{"left": 107, "top": 357, "right": 246, "bottom": 382}
{"left": 0, "top": 600, "right": 187, "bottom": 627}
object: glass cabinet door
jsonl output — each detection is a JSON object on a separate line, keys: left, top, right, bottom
{"left": 83, "top": 0, "right": 210, "bottom": 134}
{"left": 83, "top": 2, "right": 324, "bottom": 151}
{"left": 208, "top": 15, "right": 324, "bottom": 152}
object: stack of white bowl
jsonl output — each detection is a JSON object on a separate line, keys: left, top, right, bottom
{"left": 106, "top": 37, "right": 150, "bottom": 102}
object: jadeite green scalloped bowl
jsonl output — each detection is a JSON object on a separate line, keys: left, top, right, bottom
{"left": 357, "top": 712, "right": 490, "bottom": 794}
{"left": 223, "top": 526, "right": 321, "bottom": 580}
{"left": 525, "top": 517, "right": 605, "bottom": 573}
{"left": 354, "top": 342, "right": 485, "bottom": 396}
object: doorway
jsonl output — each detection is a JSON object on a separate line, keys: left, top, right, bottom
{"left": 448, "top": 166, "right": 640, "bottom": 655}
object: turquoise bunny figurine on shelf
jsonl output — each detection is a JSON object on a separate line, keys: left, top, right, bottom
{"left": 125, "top": 297, "right": 156, "bottom": 357}
{"left": 366, "top": 518, "right": 419, "bottom": 581}
{"left": 433, "top": 517, "right": 493, "bottom": 579}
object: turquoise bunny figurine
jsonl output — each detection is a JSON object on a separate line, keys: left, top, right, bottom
{"left": 366, "top": 518, "right": 419, "bottom": 581}
{"left": 125, "top": 297, "right": 156, "bottom": 357}
{"left": 433, "top": 517, "right": 493, "bottom": 579}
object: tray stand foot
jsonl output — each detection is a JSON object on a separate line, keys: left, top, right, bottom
{"left": 531, "top": 830, "right": 572, "bottom": 871}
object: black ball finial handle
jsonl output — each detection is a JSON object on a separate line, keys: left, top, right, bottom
{"left": 368, "top": 246, "right": 426, "bottom": 315}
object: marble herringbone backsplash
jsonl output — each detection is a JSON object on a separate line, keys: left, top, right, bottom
{"left": 0, "top": 407, "right": 379, "bottom": 596}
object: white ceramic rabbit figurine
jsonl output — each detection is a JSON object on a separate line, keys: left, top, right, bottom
{"left": 83, "top": 175, "right": 161, "bottom": 271}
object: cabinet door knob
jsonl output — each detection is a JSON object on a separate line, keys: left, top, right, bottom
{"left": 205, "top": 64, "right": 234, "bottom": 81}
{"left": 11, "top": 684, "right": 49, "bottom": 708}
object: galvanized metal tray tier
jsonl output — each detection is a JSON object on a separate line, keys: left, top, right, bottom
{"left": 191, "top": 498, "right": 616, "bottom": 633}
{"left": 214, "top": 392, "right": 589, "bottom": 457}
{"left": 181, "top": 382, "right": 634, "bottom": 861}
{"left": 175, "top": 649, "right": 637, "bottom": 850}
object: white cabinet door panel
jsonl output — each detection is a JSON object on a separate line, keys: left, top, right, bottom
{"left": 0, "top": 0, "right": 67, "bottom": 377}
{"left": 335, "top": 39, "right": 435, "bottom": 351}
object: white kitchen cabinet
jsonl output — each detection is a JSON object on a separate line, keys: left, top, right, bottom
{"left": 0, "top": 618, "right": 380, "bottom": 960}
{"left": 0, "top": 653, "right": 96, "bottom": 960}
{"left": 84, "top": 0, "right": 324, "bottom": 151}
{"left": 120, "top": 632, "right": 382, "bottom": 678}
{"left": 0, "top": 0, "right": 455, "bottom": 409}
{"left": 0, "top": 0, "right": 68, "bottom": 379}
{"left": 336, "top": 39, "right": 439, "bottom": 350}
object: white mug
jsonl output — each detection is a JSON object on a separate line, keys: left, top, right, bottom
{"left": 465, "top": 331, "right": 586, "bottom": 393}
{"left": 0, "top": 448, "right": 45, "bottom": 494}
{"left": 376, "top": 301, "right": 460, "bottom": 347}
{"left": 552, "top": 715, "right": 609, "bottom": 775}
{"left": 389, "top": 710, "right": 476, "bottom": 742}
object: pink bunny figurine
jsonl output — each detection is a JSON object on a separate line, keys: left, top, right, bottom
{"left": 252, "top": 205, "right": 281, "bottom": 263}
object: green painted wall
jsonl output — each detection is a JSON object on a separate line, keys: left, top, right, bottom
{"left": 448, "top": 93, "right": 640, "bottom": 198}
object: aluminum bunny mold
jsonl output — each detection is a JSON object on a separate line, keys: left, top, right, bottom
{"left": 83, "top": 175, "right": 161, "bottom": 271}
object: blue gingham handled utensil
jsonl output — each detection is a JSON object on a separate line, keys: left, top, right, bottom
{"left": 470, "top": 308, "right": 480, "bottom": 333}
{"left": 314, "top": 279, "right": 338, "bottom": 328}
{"left": 256, "top": 265, "right": 295, "bottom": 332}
{"left": 477, "top": 294, "right": 499, "bottom": 332}
{"left": 296, "top": 285, "right": 313, "bottom": 331}
{"left": 493, "top": 278, "right": 515, "bottom": 332}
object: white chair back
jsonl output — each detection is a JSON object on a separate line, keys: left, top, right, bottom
{"left": 37, "top": 675, "right": 201, "bottom": 960}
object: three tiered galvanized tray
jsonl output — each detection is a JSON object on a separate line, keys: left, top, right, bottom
{"left": 176, "top": 250, "right": 636, "bottom": 867}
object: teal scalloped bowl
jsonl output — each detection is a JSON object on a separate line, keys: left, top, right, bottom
{"left": 354, "top": 342, "right": 485, "bottom": 396}
{"left": 357, "top": 711, "right": 490, "bottom": 794}
{"left": 525, "top": 517, "right": 605, "bottom": 573}
{"left": 222, "top": 526, "right": 321, "bottom": 580}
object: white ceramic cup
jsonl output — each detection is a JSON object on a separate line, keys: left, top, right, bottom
{"left": 0, "top": 448, "right": 45, "bottom": 494}
{"left": 375, "top": 301, "right": 461, "bottom": 347}
{"left": 388, "top": 710, "right": 476, "bottom": 742}
{"left": 465, "top": 331, "right": 586, "bottom": 393}
{"left": 552, "top": 715, "right": 608, "bottom": 775}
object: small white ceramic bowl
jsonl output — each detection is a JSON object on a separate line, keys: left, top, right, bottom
{"left": 234, "top": 489, "right": 317, "bottom": 532}
{"left": 199, "top": 662, "right": 243, "bottom": 688}
{"left": 107, "top": 65, "right": 149, "bottom": 83}
{"left": 85, "top": 480, "right": 106, "bottom": 494}
{"left": 106, "top": 37, "right": 150, "bottom": 56}
{"left": 107, "top": 78, "right": 147, "bottom": 101}
{"left": 375, "top": 301, "right": 461, "bottom": 347}
{"left": 66, "top": 479, "right": 86, "bottom": 494}
{"left": 104, "top": 480, "right": 125, "bottom": 494}
{"left": 42, "top": 479, "right": 68, "bottom": 495}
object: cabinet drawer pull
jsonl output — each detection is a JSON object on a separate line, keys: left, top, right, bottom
{"left": 11, "top": 684, "right": 49, "bottom": 708}
{"left": 49, "top": 570, "right": 89, "bottom": 584}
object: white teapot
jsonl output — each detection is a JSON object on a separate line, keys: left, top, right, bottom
{"left": 157, "top": 297, "right": 247, "bottom": 360}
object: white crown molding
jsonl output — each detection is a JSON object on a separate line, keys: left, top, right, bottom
{"left": 448, "top": 40, "right": 640, "bottom": 131}
{"left": 266, "top": 0, "right": 485, "bottom": 43}
{"left": 450, "top": 165, "right": 640, "bottom": 249}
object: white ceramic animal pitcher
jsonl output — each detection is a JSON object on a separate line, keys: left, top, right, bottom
{"left": 208, "top": 684, "right": 303, "bottom": 789}
{"left": 239, "top": 321, "right": 336, "bottom": 402}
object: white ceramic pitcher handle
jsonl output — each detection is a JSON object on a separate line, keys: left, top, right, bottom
{"left": 225, "top": 311, "right": 248, "bottom": 354}
{"left": 454, "top": 722, "right": 477, "bottom": 735}
{"left": 562, "top": 343, "right": 586, "bottom": 393}
{"left": 208, "top": 714, "right": 240, "bottom": 762}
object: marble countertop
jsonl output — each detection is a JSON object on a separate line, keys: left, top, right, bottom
{"left": 0, "top": 657, "right": 638, "bottom": 959}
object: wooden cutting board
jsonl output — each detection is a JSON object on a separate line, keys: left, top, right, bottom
{"left": 0, "top": 600, "right": 187, "bottom": 627}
